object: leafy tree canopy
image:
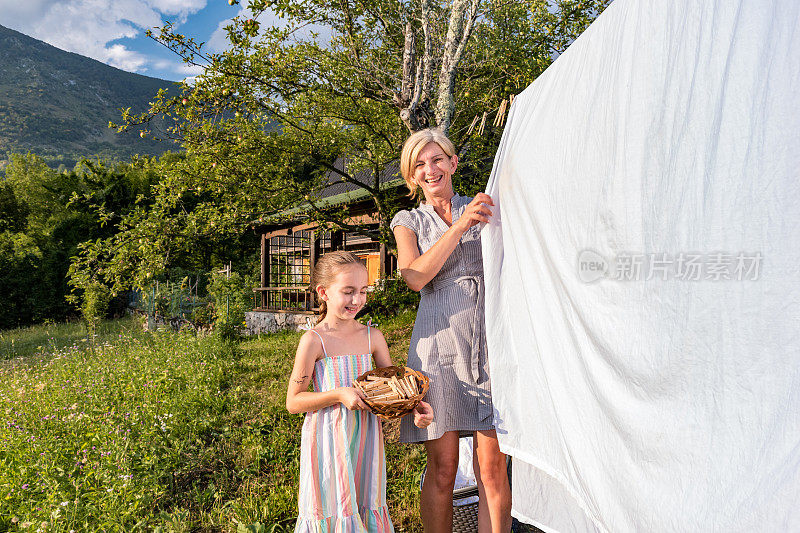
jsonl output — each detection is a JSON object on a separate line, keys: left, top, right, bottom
{"left": 82, "top": 0, "right": 609, "bottom": 299}
{"left": 0, "top": 154, "right": 162, "bottom": 327}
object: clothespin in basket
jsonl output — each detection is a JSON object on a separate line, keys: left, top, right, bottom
{"left": 355, "top": 366, "right": 431, "bottom": 420}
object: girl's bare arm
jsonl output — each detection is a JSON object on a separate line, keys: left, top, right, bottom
{"left": 286, "top": 331, "right": 368, "bottom": 413}
{"left": 370, "top": 328, "right": 393, "bottom": 368}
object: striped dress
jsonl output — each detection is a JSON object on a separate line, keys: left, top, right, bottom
{"left": 294, "top": 326, "right": 394, "bottom": 533}
{"left": 390, "top": 194, "right": 495, "bottom": 443}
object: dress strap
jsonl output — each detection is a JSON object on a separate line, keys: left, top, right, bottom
{"left": 309, "top": 329, "right": 328, "bottom": 357}
{"left": 367, "top": 320, "right": 372, "bottom": 354}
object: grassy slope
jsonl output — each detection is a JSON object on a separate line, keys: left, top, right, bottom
{"left": 0, "top": 319, "right": 139, "bottom": 361}
{"left": 0, "top": 312, "right": 425, "bottom": 531}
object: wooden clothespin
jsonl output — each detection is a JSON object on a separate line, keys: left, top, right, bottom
{"left": 478, "top": 111, "right": 487, "bottom": 135}
{"left": 466, "top": 114, "right": 480, "bottom": 136}
{"left": 493, "top": 99, "right": 508, "bottom": 127}
{"left": 500, "top": 99, "right": 509, "bottom": 126}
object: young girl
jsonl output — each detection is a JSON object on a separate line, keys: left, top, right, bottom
{"left": 287, "top": 251, "right": 433, "bottom": 532}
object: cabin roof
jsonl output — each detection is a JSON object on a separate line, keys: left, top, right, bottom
{"left": 266, "top": 159, "right": 405, "bottom": 221}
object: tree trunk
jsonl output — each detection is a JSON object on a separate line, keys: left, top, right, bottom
{"left": 435, "top": 0, "right": 481, "bottom": 133}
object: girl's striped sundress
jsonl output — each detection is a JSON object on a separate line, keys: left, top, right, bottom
{"left": 294, "top": 326, "right": 394, "bottom": 533}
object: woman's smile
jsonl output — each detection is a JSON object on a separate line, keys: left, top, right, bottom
{"left": 413, "top": 142, "right": 457, "bottom": 196}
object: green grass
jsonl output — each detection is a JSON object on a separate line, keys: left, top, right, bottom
{"left": 0, "top": 317, "right": 140, "bottom": 361}
{"left": 0, "top": 311, "right": 425, "bottom": 532}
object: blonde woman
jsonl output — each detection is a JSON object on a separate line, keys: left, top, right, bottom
{"left": 391, "top": 129, "right": 511, "bottom": 532}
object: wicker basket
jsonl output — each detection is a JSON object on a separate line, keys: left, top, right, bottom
{"left": 452, "top": 485, "right": 480, "bottom": 531}
{"left": 354, "top": 366, "right": 430, "bottom": 420}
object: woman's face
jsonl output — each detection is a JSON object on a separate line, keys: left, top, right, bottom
{"left": 413, "top": 142, "right": 458, "bottom": 199}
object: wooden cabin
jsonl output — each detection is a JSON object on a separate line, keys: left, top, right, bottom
{"left": 252, "top": 159, "right": 408, "bottom": 315}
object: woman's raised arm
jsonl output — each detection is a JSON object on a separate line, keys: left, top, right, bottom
{"left": 394, "top": 194, "right": 494, "bottom": 292}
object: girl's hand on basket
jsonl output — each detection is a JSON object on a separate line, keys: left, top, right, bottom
{"left": 412, "top": 401, "right": 434, "bottom": 428}
{"left": 339, "top": 387, "right": 369, "bottom": 411}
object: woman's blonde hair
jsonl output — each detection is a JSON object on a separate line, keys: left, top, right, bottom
{"left": 400, "top": 128, "right": 456, "bottom": 198}
{"left": 312, "top": 250, "right": 366, "bottom": 324}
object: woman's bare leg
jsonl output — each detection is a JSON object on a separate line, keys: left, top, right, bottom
{"left": 474, "top": 429, "right": 512, "bottom": 532}
{"left": 421, "top": 431, "right": 460, "bottom": 533}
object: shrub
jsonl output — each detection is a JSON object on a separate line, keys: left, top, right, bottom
{"left": 190, "top": 301, "right": 215, "bottom": 329}
{"left": 80, "top": 281, "right": 112, "bottom": 334}
{"left": 360, "top": 277, "right": 420, "bottom": 322}
{"left": 207, "top": 271, "right": 252, "bottom": 339}
{"left": 138, "top": 275, "right": 208, "bottom": 322}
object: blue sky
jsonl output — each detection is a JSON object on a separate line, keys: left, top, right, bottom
{"left": 0, "top": 0, "right": 252, "bottom": 81}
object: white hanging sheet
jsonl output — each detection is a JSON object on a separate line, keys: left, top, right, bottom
{"left": 481, "top": 1, "right": 800, "bottom": 531}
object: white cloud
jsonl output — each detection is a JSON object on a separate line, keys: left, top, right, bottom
{"left": 144, "top": 0, "right": 206, "bottom": 22}
{"left": 146, "top": 57, "right": 204, "bottom": 84}
{"left": 153, "top": 58, "right": 204, "bottom": 77}
{"left": 0, "top": 0, "right": 53, "bottom": 26}
{"left": 104, "top": 43, "right": 149, "bottom": 72}
{"left": 206, "top": 4, "right": 253, "bottom": 53}
{"left": 174, "top": 63, "right": 205, "bottom": 76}
{"left": 145, "top": 0, "right": 205, "bottom": 15}
{"left": 206, "top": 4, "right": 331, "bottom": 54}
{"left": 0, "top": 0, "right": 331, "bottom": 79}
{"left": 0, "top": 0, "right": 207, "bottom": 75}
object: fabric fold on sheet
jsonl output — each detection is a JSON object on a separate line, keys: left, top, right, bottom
{"left": 482, "top": 1, "right": 800, "bottom": 531}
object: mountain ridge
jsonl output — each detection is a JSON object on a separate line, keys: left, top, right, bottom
{"left": 0, "top": 24, "right": 177, "bottom": 169}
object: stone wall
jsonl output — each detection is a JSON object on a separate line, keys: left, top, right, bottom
{"left": 244, "top": 310, "right": 315, "bottom": 335}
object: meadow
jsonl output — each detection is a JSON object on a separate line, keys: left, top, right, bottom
{"left": 0, "top": 312, "right": 424, "bottom": 532}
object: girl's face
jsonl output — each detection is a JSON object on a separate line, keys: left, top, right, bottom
{"left": 413, "top": 142, "right": 457, "bottom": 199}
{"left": 318, "top": 264, "right": 369, "bottom": 321}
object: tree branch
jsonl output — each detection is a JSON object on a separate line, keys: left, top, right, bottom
{"left": 400, "top": 22, "right": 416, "bottom": 104}
{"left": 435, "top": 0, "right": 481, "bottom": 133}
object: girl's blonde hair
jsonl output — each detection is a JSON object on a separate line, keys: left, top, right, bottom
{"left": 312, "top": 250, "right": 366, "bottom": 324}
{"left": 400, "top": 128, "right": 456, "bottom": 198}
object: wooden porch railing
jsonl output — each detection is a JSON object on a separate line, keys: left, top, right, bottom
{"left": 253, "top": 287, "right": 315, "bottom": 312}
